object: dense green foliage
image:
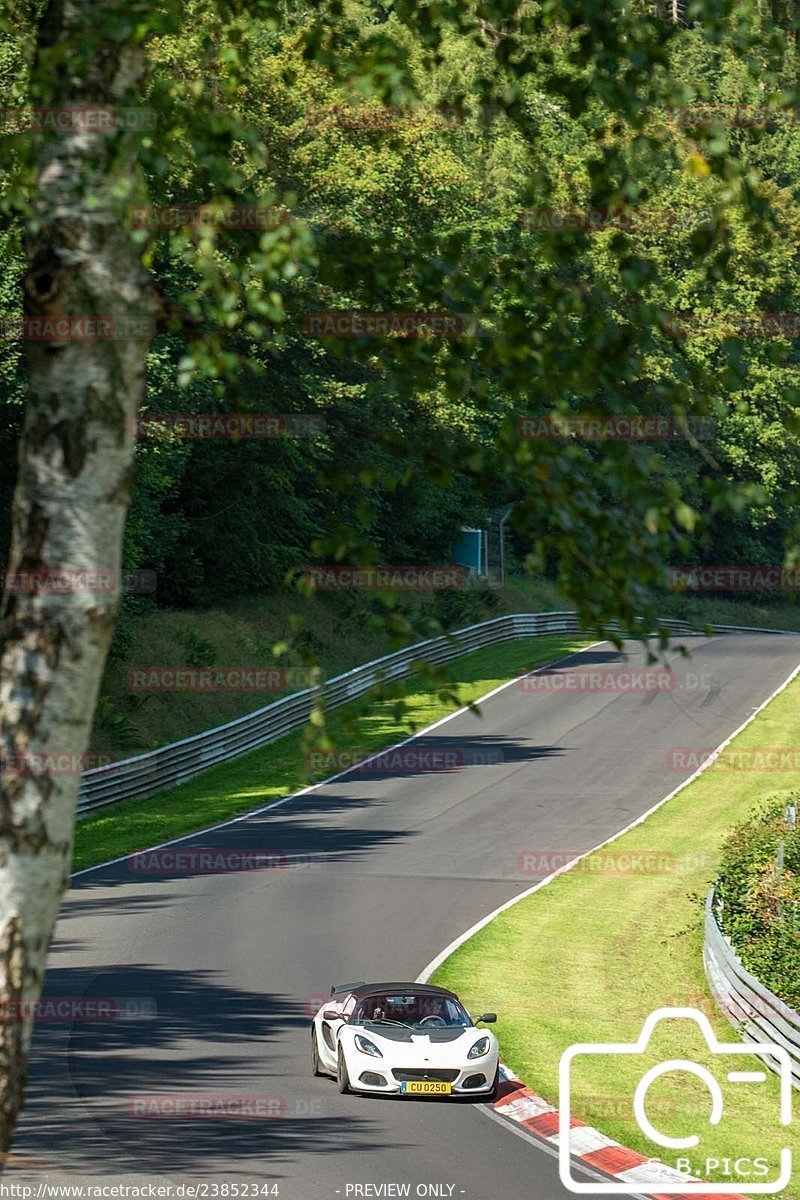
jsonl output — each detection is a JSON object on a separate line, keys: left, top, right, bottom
{"left": 716, "top": 797, "right": 800, "bottom": 1004}
{"left": 3, "top": 0, "right": 800, "bottom": 637}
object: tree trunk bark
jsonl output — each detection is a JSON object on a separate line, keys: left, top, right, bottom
{"left": 0, "top": 0, "right": 156, "bottom": 1157}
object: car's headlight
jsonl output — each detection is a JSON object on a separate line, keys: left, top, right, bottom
{"left": 354, "top": 1034, "right": 383, "bottom": 1058}
{"left": 468, "top": 1036, "right": 491, "bottom": 1060}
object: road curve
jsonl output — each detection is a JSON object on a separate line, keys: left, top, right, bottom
{"left": 11, "top": 634, "right": 800, "bottom": 1200}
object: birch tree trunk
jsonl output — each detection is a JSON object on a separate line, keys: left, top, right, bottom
{"left": 0, "top": 0, "right": 156, "bottom": 1155}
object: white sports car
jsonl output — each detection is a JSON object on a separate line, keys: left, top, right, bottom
{"left": 311, "top": 981, "right": 500, "bottom": 1098}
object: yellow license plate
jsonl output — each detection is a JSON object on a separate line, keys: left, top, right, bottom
{"left": 401, "top": 1081, "right": 451, "bottom": 1095}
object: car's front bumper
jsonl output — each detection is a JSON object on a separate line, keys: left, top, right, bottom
{"left": 349, "top": 1062, "right": 497, "bottom": 1095}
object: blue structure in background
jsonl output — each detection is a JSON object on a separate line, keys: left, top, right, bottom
{"left": 452, "top": 527, "right": 484, "bottom": 576}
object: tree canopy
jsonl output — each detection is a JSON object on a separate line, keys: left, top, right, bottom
{"left": 2, "top": 0, "right": 799, "bottom": 641}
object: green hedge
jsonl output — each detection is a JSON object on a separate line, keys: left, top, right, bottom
{"left": 716, "top": 798, "right": 800, "bottom": 1007}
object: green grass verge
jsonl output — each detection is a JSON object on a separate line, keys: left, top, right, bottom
{"left": 74, "top": 634, "right": 588, "bottom": 873}
{"left": 434, "top": 667, "right": 800, "bottom": 1197}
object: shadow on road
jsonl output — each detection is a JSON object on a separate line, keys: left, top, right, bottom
{"left": 18, "top": 965, "right": 402, "bottom": 1175}
{"left": 68, "top": 733, "right": 572, "bottom": 889}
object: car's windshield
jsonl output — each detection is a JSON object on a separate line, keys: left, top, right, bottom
{"left": 354, "top": 993, "right": 471, "bottom": 1028}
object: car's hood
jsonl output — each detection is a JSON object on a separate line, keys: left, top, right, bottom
{"left": 354, "top": 1025, "right": 478, "bottom": 1045}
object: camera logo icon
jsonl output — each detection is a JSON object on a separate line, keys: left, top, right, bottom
{"left": 558, "top": 1007, "right": 792, "bottom": 1194}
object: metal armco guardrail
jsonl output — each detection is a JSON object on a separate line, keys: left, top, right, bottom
{"left": 704, "top": 888, "right": 800, "bottom": 1088}
{"left": 77, "top": 610, "right": 796, "bottom": 817}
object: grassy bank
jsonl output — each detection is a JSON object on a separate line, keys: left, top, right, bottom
{"left": 75, "top": 633, "right": 587, "bottom": 872}
{"left": 94, "top": 585, "right": 510, "bottom": 754}
{"left": 433, "top": 663, "right": 800, "bottom": 1195}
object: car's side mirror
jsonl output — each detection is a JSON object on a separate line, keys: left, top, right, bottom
{"left": 477, "top": 1012, "right": 497, "bottom": 1024}
{"left": 322, "top": 1009, "right": 342, "bottom": 1021}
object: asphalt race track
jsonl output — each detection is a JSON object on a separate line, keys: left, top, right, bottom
{"left": 11, "top": 634, "right": 800, "bottom": 1200}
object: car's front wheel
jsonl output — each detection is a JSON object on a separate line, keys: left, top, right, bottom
{"left": 337, "top": 1046, "right": 351, "bottom": 1094}
{"left": 486, "top": 1066, "right": 500, "bottom": 1102}
{"left": 311, "top": 1028, "right": 323, "bottom": 1077}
